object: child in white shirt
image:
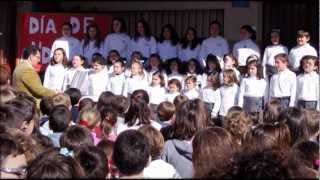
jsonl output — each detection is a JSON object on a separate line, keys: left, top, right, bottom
{"left": 238, "top": 59, "right": 268, "bottom": 114}
{"left": 87, "top": 54, "right": 109, "bottom": 100}
{"left": 145, "top": 54, "right": 167, "bottom": 85}
{"left": 289, "top": 30, "right": 318, "bottom": 73}
{"left": 165, "top": 79, "right": 182, "bottom": 103}
{"left": 219, "top": 54, "right": 241, "bottom": 84}
{"left": 183, "top": 75, "right": 200, "bottom": 100}
{"left": 201, "top": 72, "right": 221, "bottom": 119}
{"left": 166, "top": 58, "right": 185, "bottom": 85}
{"left": 296, "top": 55, "right": 319, "bottom": 110}
{"left": 178, "top": 27, "right": 200, "bottom": 63}
{"left": 157, "top": 24, "right": 179, "bottom": 61}
{"left": 201, "top": 54, "right": 222, "bottom": 88}
{"left": 43, "top": 48, "right": 68, "bottom": 92}
{"left": 269, "top": 53, "right": 296, "bottom": 109}
{"left": 107, "top": 60, "right": 126, "bottom": 96}
{"left": 147, "top": 71, "right": 167, "bottom": 115}
{"left": 262, "top": 29, "right": 288, "bottom": 79}
{"left": 185, "top": 59, "right": 203, "bottom": 89}
{"left": 219, "top": 69, "right": 239, "bottom": 123}
{"left": 232, "top": 25, "right": 260, "bottom": 75}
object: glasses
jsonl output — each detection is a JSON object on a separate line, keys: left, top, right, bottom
{"left": 0, "top": 167, "right": 27, "bottom": 178}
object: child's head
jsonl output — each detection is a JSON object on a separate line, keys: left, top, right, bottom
{"left": 0, "top": 133, "right": 27, "bottom": 179}
{"left": 270, "top": 29, "right": 281, "bottom": 45}
{"left": 223, "top": 54, "right": 238, "bottom": 69}
{"left": 223, "top": 106, "right": 252, "bottom": 145}
{"left": 79, "top": 107, "right": 101, "bottom": 130}
{"left": 206, "top": 72, "right": 221, "bottom": 90}
{"left": 74, "top": 146, "right": 108, "bottom": 178}
{"left": 52, "top": 93, "right": 72, "bottom": 109}
{"left": 157, "top": 101, "right": 176, "bottom": 122}
{"left": 60, "top": 125, "right": 94, "bottom": 151}
{"left": 167, "top": 58, "right": 181, "bottom": 73}
{"left": 173, "top": 95, "right": 188, "bottom": 109}
{"left": 205, "top": 54, "right": 221, "bottom": 73}
{"left": 130, "top": 61, "right": 143, "bottom": 76}
{"left": 49, "top": 105, "right": 71, "bottom": 133}
{"left": 167, "top": 79, "right": 182, "bottom": 93}
{"left": 64, "top": 88, "right": 81, "bottom": 106}
{"left": 185, "top": 75, "right": 197, "bottom": 90}
{"left": 72, "top": 55, "right": 86, "bottom": 69}
{"left": 192, "top": 127, "right": 235, "bottom": 178}
{"left": 130, "top": 51, "right": 143, "bottom": 63}
{"left": 186, "top": 58, "right": 201, "bottom": 74}
{"left": 147, "top": 53, "right": 162, "bottom": 70}
{"left": 61, "top": 22, "right": 73, "bottom": 37}
{"left": 100, "top": 106, "right": 118, "bottom": 139}
{"left": 113, "top": 60, "right": 125, "bottom": 75}
{"left": 274, "top": 53, "right": 289, "bottom": 71}
{"left": 97, "top": 91, "right": 115, "bottom": 111}
{"left": 97, "top": 139, "right": 114, "bottom": 163}
{"left": 0, "top": 87, "right": 16, "bottom": 104}
{"left": 223, "top": 69, "right": 238, "bottom": 86}
{"left": 296, "top": 30, "right": 310, "bottom": 46}
{"left": 125, "top": 90, "right": 151, "bottom": 126}
{"left": 303, "top": 109, "right": 319, "bottom": 141}
{"left": 39, "top": 96, "right": 53, "bottom": 116}
{"left": 299, "top": 55, "right": 318, "bottom": 74}
{"left": 112, "top": 95, "right": 130, "bottom": 115}
{"left": 240, "top": 24, "right": 256, "bottom": 41}
{"left": 26, "top": 148, "right": 84, "bottom": 178}
{"left": 78, "top": 98, "right": 95, "bottom": 112}
{"left": 51, "top": 48, "right": 68, "bottom": 66}
{"left": 112, "top": 130, "right": 150, "bottom": 177}
{"left": 289, "top": 140, "right": 319, "bottom": 170}
{"left": 91, "top": 53, "right": 105, "bottom": 72}
{"left": 151, "top": 71, "right": 165, "bottom": 87}
{"left": 263, "top": 99, "right": 283, "bottom": 125}
{"left": 107, "top": 50, "right": 121, "bottom": 65}
{"left": 174, "top": 99, "right": 208, "bottom": 140}
{"left": 138, "top": 125, "right": 165, "bottom": 160}
{"left": 246, "top": 59, "right": 263, "bottom": 79}
{"left": 209, "top": 20, "right": 222, "bottom": 37}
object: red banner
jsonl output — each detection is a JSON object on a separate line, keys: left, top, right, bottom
{"left": 17, "top": 12, "right": 112, "bottom": 71}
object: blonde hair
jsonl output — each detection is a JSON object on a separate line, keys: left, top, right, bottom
{"left": 223, "top": 69, "right": 238, "bottom": 86}
{"left": 52, "top": 93, "right": 71, "bottom": 108}
{"left": 79, "top": 107, "right": 101, "bottom": 129}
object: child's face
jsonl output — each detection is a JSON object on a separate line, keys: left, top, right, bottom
{"left": 150, "top": 57, "right": 160, "bottom": 68}
{"left": 186, "top": 80, "right": 196, "bottom": 90}
{"left": 271, "top": 34, "right": 280, "bottom": 45}
{"left": 302, "top": 59, "right": 316, "bottom": 73}
{"left": 92, "top": 62, "right": 104, "bottom": 72}
{"left": 224, "top": 56, "right": 234, "bottom": 69}
{"left": 131, "top": 63, "right": 142, "bottom": 75}
{"left": 209, "top": 23, "right": 220, "bottom": 37}
{"left": 112, "top": 19, "right": 122, "bottom": 33}
{"left": 248, "top": 64, "right": 258, "bottom": 77}
{"left": 152, "top": 75, "right": 161, "bottom": 86}
{"left": 223, "top": 76, "right": 230, "bottom": 85}
{"left": 297, "top": 36, "right": 309, "bottom": 46}
{"left": 113, "top": 62, "right": 124, "bottom": 75}
{"left": 275, "top": 58, "right": 287, "bottom": 71}
{"left": 188, "top": 62, "right": 196, "bottom": 73}
{"left": 170, "top": 61, "right": 178, "bottom": 71}
{"left": 53, "top": 50, "right": 64, "bottom": 64}
{"left": 240, "top": 28, "right": 251, "bottom": 40}
{"left": 207, "top": 61, "right": 217, "bottom": 71}
{"left": 109, "top": 52, "right": 120, "bottom": 64}
{"left": 186, "top": 30, "right": 195, "bottom": 41}
{"left": 168, "top": 83, "right": 179, "bottom": 93}
{"left": 62, "top": 25, "right": 71, "bottom": 37}
{"left": 72, "top": 56, "right": 83, "bottom": 68}
{"left": 88, "top": 27, "right": 97, "bottom": 39}
{"left": 206, "top": 76, "right": 214, "bottom": 86}
{"left": 137, "top": 22, "right": 145, "bottom": 36}
{"left": 163, "top": 28, "right": 171, "bottom": 40}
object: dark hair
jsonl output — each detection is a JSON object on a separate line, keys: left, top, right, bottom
{"left": 263, "top": 99, "right": 283, "bottom": 125}
{"left": 157, "top": 101, "right": 176, "bottom": 122}
{"left": 49, "top": 105, "right": 71, "bottom": 133}
{"left": 125, "top": 90, "right": 151, "bottom": 127}
{"left": 0, "top": 64, "right": 11, "bottom": 86}
{"left": 0, "top": 133, "right": 24, "bottom": 165}
{"left": 22, "top": 45, "right": 40, "bottom": 60}
{"left": 193, "top": 127, "right": 235, "bottom": 178}
{"left": 207, "top": 72, "right": 221, "bottom": 90}
{"left": 74, "top": 146, "right": 108, "bottom": 178}
{"left": 303, "top": 109, "right": 320, "bottom": 140}
{"left": 112, "top": 95, "right": 130, "bottom": 115}
{"left": 158, "top": 24, "right": 179, "bottom": 45}
{"left": 167, "top": 78, "right": 182, "bottom": 91}
{"left": 134, "top": 19, "right": 152, "bottom": 41}
{"left": 138, "top": 125, "right": 165, "bottom": 160}
{"left": 64, "top": 88, "right": 81, "bottom": 106}
{"left": 173, "top": 99, "right": 208, "bottom": 140}
{"left": 232, "top": 150, "right": 289, "bottom": 179}
{"left": 298, "top": 55, "right": 318, "bottom": 74}
{"left": 79, "top": 98, "right": 95, "bottom": 112}
{"left": 50, "top": 48, "right": 68, "bottom": 67}
{"left": 106, "top": 50, "right": 121, "bottom": 66}
{"left": 83, "top": 23, "right": 102, "bottom": 50}
{"left": 241, "top": 24, "right": 256, "bottom": 41}
{"left": 62, "top": 22, "right": 73, "bottom": 30}
{"left": 0, "top": 104, "right": 27, "bottom": 130}
{"left": 26, "top": 148, "right": 84, "bottom": 178}
{"left": 111, "top": 17, "right": 127, "bottom": 33}
{"left": 151, "top": 71, "right": 165, "bottom": 87}
{"left": 209, "top": 20, "right": 222, "bottom": 35}
{"left": 73, "top": 54, "right": 87, "bottom": 68}
{"left": 173, "top": 94, "right": 188, "bottom": 109}
{"left": 40, "top": 96, "right": 53, "bottom": 116}
{"left": 278, "top": 107, "right": 309, "bottom": 145}
{"left": 180, "top": 27, "right": 199, "bottom": 50}
{"left": 296, "top": 30, "right": 310, "bottom": 38}
{"left": 165, "top": 58, "right": 183, "bottom": 75}
{"left": 97, "top": 91, "right": 115, "bottom": 111}
{"left": 289, "top": 140, "right": 319, "bottom": 170}
{"left": 60, "top": 125, "right": 94, "bottom": 151}
{"left": 243, "top": 123, "right": 292, "bottom": 153}
{"left": 112, "top": 130, "right": 150, "bottom": 176}
{"left": 274, "top": 53, "right": 289, "bottom": 64}
{"left": 100, "top": 106, "right": 118, "bottom": 139}
{"left": 204, "top": 54, "right": 221, "bottom": 75}
{"left": 113, "top": 59, "right": 125, "bottom": 68}
{"left": 186, "top": 58, "right": 203, "bottom": 74}
{"left": 245, "top": 59, "right": 264, "bottom": 79}
{"left": 91, "top": 53, "right": 105, "bottom": 65}
{"left": 145, "top": 53, "right": 163, "bottom": 72}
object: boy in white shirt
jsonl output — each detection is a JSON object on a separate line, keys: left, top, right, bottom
{"left": 289, "top": 30, "right": 318, "bottom": 73}
{"left": 269, "top": 53, "right": 296, "bottom": 109}
{"left": 107, "top": 60, "right": 126, "bottom": 95}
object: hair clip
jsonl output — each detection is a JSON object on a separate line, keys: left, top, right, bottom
{"left": 59, "top": 147, "right": 74, "bottom": 157}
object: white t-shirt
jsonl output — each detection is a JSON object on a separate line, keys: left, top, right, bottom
{"left": 50, "top": 36, "right": 81, "bottom": 63}
{"left": 43, "top": 63, "right": 67, "bottom": 92}
{"left": 143, "top": 159, "right": 181, "bottom": 178}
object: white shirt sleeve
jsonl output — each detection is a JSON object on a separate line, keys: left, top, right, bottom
{"left": 289, "top": 73, "right": 297, "bottom": 107}
{"left": 211, "top": 89, "right": 221, "bottom": 118}
{"left": 238, "top": 79, "right": 245, "bottom": 107}
{"left": 43, "top": 65, "right": 51, "bottom": 88}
